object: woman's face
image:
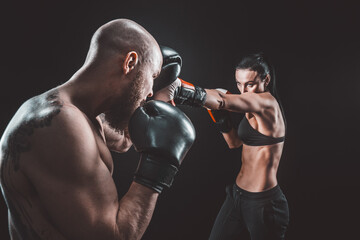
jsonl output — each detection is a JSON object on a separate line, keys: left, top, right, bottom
{"left": 235, "top": 69, "right": 269, "bottom": 94}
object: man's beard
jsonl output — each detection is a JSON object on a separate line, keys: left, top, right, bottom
{"left": 104, "top": 71, "right": 146, "bottom": 132}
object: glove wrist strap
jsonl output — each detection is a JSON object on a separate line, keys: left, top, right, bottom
{"left": 174, "top": 85, "right": 207, "bottom": 107}
{"left": 134, "top": 154, "right": 178, "bottom": 193}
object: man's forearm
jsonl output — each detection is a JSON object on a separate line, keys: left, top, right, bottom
{"left": 115, "top": 182, "right": 158, "bottom": 240}
{"left": 98, "top": 115, "right": 133, "bottom": 153}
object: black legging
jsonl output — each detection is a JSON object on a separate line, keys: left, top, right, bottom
{"left": 209, "top": 184, "right": 289, "bottom": 240}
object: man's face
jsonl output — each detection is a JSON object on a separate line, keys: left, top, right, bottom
{"left": 104, "top": 69, "right": 146, "bottom": 132}
{"left": 104, "top": 50, "right": 162, "bottom": 132}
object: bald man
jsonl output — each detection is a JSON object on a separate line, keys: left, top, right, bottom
{"left": 0, "top": 19, "right": 194, "bottom": 239}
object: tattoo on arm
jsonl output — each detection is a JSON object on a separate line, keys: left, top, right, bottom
{"left": 217, "top": 92, "right": 226, "bottom": 109}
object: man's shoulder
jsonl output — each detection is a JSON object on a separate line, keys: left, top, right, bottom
{"left": 24, "top": 94, "right": 100, "bottom": 173}
{"left": 0, "top": 89, "right": 100, "bottom": 176}
{"left": 28, "top": 93, "right": 96, "bottom": 149}
{"left": 8, "top": 89, "right": 89, "bottom": 137}
{"left": 2, "top": 89, "right": 97, "bottom": 159}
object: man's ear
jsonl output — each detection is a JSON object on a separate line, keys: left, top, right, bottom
{"left": 123, "top": 51, "right": 138, "bottom": 74}
{"left": 264, "top": 74, "right": 271, "bottom": 87}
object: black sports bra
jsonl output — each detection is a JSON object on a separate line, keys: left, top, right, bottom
{"left": 237, "top": 117, "right": 285, "bottom": 146}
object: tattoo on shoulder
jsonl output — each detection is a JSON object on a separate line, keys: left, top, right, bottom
{"left": 2, "top": 90, "right": 63, "bottom": 171}
{"left": 0, "top": 90, "right": 64, "bottom": 239}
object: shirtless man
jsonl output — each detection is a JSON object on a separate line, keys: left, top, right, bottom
{"left": 0, "top": 19, "right": 195, "bottom": 239}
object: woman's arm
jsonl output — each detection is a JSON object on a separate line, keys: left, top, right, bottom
{"left": 221, "top": 128, "right": 243, "bottom": 149}
{"left": 204, "top": 89, "right": 273, "bottom": 113}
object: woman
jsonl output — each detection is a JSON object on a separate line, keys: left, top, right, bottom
{"left": 205, "top": 53, "right": 289, "bottom": 240}
{"left": 153, "top": 51, "right": 289, "bottom": 240}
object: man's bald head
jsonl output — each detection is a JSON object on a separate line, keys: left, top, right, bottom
{"left": 85, "top": 19, "right": 160, "bottom": 66}
{"left": 77, "top": 19, "right": 162, "bottom": 132}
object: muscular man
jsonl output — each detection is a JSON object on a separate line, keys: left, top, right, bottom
{"left": 0, "top": 19, "right": 195, "bottom": 239}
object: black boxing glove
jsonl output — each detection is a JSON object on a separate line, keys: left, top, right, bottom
{"left": 153, "top": 46, "right": 182, "bottom": 93}
{"left": 152, "top": 46, "right": 206, "bottom": 107}
{"left": 128, "top": 100, "right": 195, "bottom": 193}
{"left": 154, "top": 78, "right": 207, "bottom": 107}
{"left": 173, "top": 79, "right": 207, "bottom": 107}
{"left": 208, "top": 109, "right": 233, "bottom": 133}
{"left": 207, "top": 89, "right": 233, "bottom": 133}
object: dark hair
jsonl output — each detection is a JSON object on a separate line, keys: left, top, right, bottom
{"left": 235, "top": 53, "right": 287, "bottom": 128}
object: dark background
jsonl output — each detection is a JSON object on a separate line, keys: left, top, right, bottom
{"left": 1, "top": 0, "right": 359, "bottom": 239}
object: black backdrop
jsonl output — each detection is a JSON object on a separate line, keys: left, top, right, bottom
{"left": 1, "top": 0, "right": 360, "bottom": 239}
